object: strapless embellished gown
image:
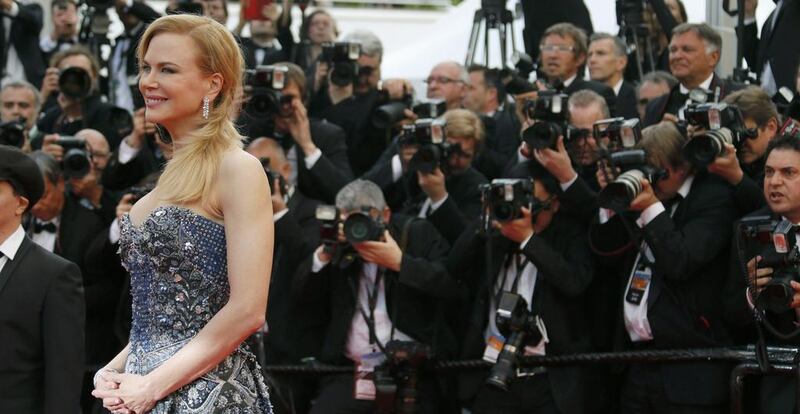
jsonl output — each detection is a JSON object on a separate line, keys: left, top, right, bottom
{"left": 118, "top": 205, "right": 272, "bottom": 413}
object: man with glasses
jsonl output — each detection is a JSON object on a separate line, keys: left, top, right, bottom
{"left": 425, "top": 61, "right": 467, "bottom": 111}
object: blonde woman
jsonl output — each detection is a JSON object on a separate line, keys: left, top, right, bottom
{"left": 91, "top": 14, "right": 273, "bottom": 413}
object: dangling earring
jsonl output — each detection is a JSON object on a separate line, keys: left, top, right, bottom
{"left": 202, "top": 96, "right": 210, "bottom": 119}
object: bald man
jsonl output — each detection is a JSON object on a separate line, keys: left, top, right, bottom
{"left": 245, "top": 137, "right": 325, "bottom": 414}
{"left": 426, "top": 61, "right": 467, "bottom": 110}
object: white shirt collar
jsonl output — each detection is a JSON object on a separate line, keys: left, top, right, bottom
{"left": 613, "top": 78, "right": 624, "bottom": 96}
{"left": 0, "top": 225, "right": 25, "bottom": 261}
{"left": 679, "top": 73, "right": 714, "bottom": 94}
{"left": 563, "top": 74, "right": 578, "bottom": 88}
{"left": 677, "top": 175, "right": 695, "bottom": 200}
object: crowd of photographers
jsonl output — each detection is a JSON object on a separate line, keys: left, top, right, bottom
{"left": 5, "top": 0, "right": 800, "bottom": 413}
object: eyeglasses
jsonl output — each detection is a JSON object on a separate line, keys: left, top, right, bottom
{"left": 540, "top": 44, "right": 575, "bottom": 54}
{"left": 424, "top": 76, "right": 464, "bottom": 85}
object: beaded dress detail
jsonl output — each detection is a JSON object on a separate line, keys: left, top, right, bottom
{"left": 119, "top": 205, "right": 272, "bottom": 413}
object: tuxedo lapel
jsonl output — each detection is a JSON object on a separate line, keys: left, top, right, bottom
{"left": 0, "top": 237, "right": 32, "bottom": 296}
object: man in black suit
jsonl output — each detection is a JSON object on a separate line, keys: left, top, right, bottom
{"left": 40, "top": 0, "right": 80, "bottom": 64}
{"left": 0, "top": 146, "right": 84, "bottom": 414}
{"left": 108, "top": 0, "right": 161, "bottom": 112}
{"left": 590, "top": 122, "right": 736, "bottom": 413}
{"left": 588, "top": 33, "right": 639, "bottom": 120}
{"left": 464, "top": 65, "right": 522, "bottom": 180}
{"left": 0, "top": 0, "right": 46, "bottom": 88}
{"left": 296, "top": 179, "right": 459, "bottom": 414}
{"left": 240, "top": 16, "right": 290, "bottom": 70}
{"left": 447, "top": 164, "right": 593, "bottom": 414}
{"left": 643, "top": 23, "right": 744, "bottom": 127}
{"left": 539, "top": 23, "right": 616, "bottom": 112}
{"left": 739, "top": 0, "right": 800, "bottom": 96}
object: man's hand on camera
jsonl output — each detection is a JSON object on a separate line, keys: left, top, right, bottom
{"left": 399, "top": 145, "right": 417, "bottom": 174}
{"left": 287, "top": 99, "right": 318, "bottom": 156}
{"left": 629, "top": 179, "right": 660, "bottom": 212}
{"left": 353, "top": 230, "right": 402, "bottom": 272}
{"left": 42, "top": 134, "right": 64, "bottom": 161}
{"left": 313, "top": 62, "right": 329, "bottom": 93}
{"left": 381, "top": 79, "right": 413, "bottom": 101}
{"left": 270, "top": 178, "right": 287, "bottom": 214}
{"left": 40, "top": 68, "right": 60, "bottom": 102}
{"left": 707, "top": 144, "right": 744, "bottom": 185}
{"left": 533, "top": 136, "right": 576, "bottom": 184}
{"left": 116, "top": 194, "right": 135, "bottom": 221}
{"left": 417, "top": 168, "right": 447, "bottom": 203}
{"left": 315, "top": 244, "right": 333, "bottom": 265}
{"left": 495, "top": 206, "right": 534, "bottom": 244}
{"left": 124, "top": 108, "right": 147, "bottom": 150}
{"left": 747, "top": 256, "right": 773, "bottom": 293}
{"left": 72, "top": 167, "right": 103, "bottom": 208}
{"left": 596, "top": 160, "right": 618, "bottom": 190}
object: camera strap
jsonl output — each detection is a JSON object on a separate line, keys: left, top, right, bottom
{"left": 349, "top": 266, "right": 388, "bottom": 354}
{"left": 494, "top": 252, "right": 530, "bottom": 308}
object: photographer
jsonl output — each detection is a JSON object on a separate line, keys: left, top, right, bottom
{"left": 447, "top": 165, "right": 593, "bottom": 414}
{"left": 425, "top": 61, "right": 466, "bottom": 111}
{"left": 293, "top": 9, "right": 338, "bottom": 71}
{"left": 464, "top": 65, "right": 521, "bottom": 180}
{"left": 643, "top": 23, "right": 744, "bottom": 127}
{"left": 36, "top": 46, "right": 126, "bottom": 151}
{"left": 636, "top": 70, "right": 677, "bottom": 120}
{"left": 108, "top": 0, "right": 161, "bottom": 111}
{"left": 704, "top": 87, "right": 779, "bottom": 216}
{"left": 40, "top": 0, "right": 79, "bottom": 62}
{"left": 739, "top": 0, "right": 800, "bottom": 96}
{"left": 0, "top": 80, "right": 40, "bottom": 151}
{"left": 538, "top": 23, "right": 615, "bottom": 106}
{"left": 723, "top": 133, "right": 800, "bottom": 413}
{"left": 295, "top": 180, "right": 458, "bottom": 414}
{"left": 0, "top": 0, "right": 46, "bottom": 88}
{"left": 239, "top": 2, "right": 291, "bottom": 70}
{"left": 590, "top": 122, "right": 736, "bottom": 412}
{"left": 588, "top": 33, "right": 639, "bottom": 120}
{"left": 101, "top": 107, "right": 161, "bottom": 192}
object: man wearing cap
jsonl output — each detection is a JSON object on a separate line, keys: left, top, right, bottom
{"left": 0, "top": 146, "right": 84, "bottom": 414}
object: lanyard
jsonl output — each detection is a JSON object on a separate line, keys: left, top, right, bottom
{"left": 348, "top": 265, "right": 392, "bottom": 353}
{"left": 494, "top": 252, "right": 530, "bottom": 307}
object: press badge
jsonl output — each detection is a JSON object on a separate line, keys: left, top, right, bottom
{"left": 483, "top": 335, "right": 506, "bottom": 364}
{"left": 626, "top": 266, "right": 652, "bottom": 305}
{"left": 354, "top": 352, "right": 385, "bottom": 400}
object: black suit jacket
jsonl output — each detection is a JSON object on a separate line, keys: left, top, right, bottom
{"left": 643, "top": 74, "right": 745, "bottom": 127}
{"left": 287, "top": 119, "right": 354, "bottom": 204}
{"left": 293, "top": 215, "right": 459, "bottom": 365}
{"left": 589, "top": 172, "right": 736, "bottom": 405}
{"left": 448, "top": 214, "right": 594, "bottom": 414}
{"left": 0, "top": 235, "right": 84, "bottom": 414}
{"left": 36, "top": 94, "right": 126, "bottom": 151}
{"left": 741, "top": 0, "right": 800, "bottom": 93}
{"left": 474, "top": 107, "right": 522, "bottom": 180}
{"left": 616, "top": 80, "right": 640, "bottom": 120}
{"left": 240, "top": 37, "right": 288, "bottom": 69}
{"left": 7, "top": 3, "right": 46, "bottom": 88}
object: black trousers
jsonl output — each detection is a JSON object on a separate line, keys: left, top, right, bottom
{"left": 471, "top": 374, "right": 560, "bottom": 414}
{"left": 308, "top": 373, "right": 441, "bottom": 414}
{"left": 620, "top": 364, "right": 725, "bottom": 414}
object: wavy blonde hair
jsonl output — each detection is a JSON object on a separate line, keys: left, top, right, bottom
{"left": 137, "top": 14, "right": 245, "bottom": 212}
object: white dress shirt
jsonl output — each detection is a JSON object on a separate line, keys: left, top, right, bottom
{"left": 0, "top": 225, "right": 25, "bottom": 273}
{"left": 31, "top": 217, "right": 59, "bottom": 253}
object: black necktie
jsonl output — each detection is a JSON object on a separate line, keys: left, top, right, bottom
{"left": 34, "top": 221, "right": 57, "bottom": 234}
{"left": 663, "top": 193, "right": 683, "bottom": 215}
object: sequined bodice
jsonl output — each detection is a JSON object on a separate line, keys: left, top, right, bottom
{"left": 120, "top": 205, "right": 229, "bottom": 352}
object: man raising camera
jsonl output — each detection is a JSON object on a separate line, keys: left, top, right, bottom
{"left": 591, "top": 122, "right": 736, "bottom": 413}
{"left": 0, "top": 81, "right": 40, "bottom": 151}
{"left": 447, "top": 164, "right": 593, "bottom": 414}
{"left": 295, "top": 179, "right": 458, "bottom": 414}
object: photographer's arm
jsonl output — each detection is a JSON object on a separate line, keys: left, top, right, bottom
{"left": 522, "top": 224, "right": 594, "bottom": 297}
{"left": 12, "top": 2, "right": 43, "bottom": 34}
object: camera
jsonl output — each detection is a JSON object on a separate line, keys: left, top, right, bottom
{"left": 597, "top": 149, "right": 668, "bottom": 212}
{"left": 411, "top": 99, "right": 447, "bottom": 120}
{"left": 59, "top": 67, "right": 92, "bottom": 100}
{"left": 616, "top": 0, "right": 645, "bottom": 27}
{"left": 0, "top": 118, "right": 26, "bottom": 148}
{"left": 374, "top": 340, "right": 432, "bottom": 414}
{"left": 499, "top": 67, "right": 536, "bottom": 95}
{"left": 316, "top": 205, "right": 340, "bottom": 246}
{"left": 245, "top": 65, "right": 290, "bottom": 118}
{"left": 372, "top": 93, "right": 446, "bottom": 129}
{"left": 259, "top": 157, "right": 289, "bottom": 197}
{"left": 521, "top": 91, "right": 569, "bottom": 150}
{"left": 682, "top": 103, "right": 757, "bottom": 167}
{"left": 56, "top": 137, "right": 91, "bottom": 179}
{"left": 593, "top": 117, "right": 642, "bottom": 152}
{"left": 315, "top": 206, "right": 385, "bottom": 244}
{"left": 399, "top": 119, "right": 458, "bottom": 174}
{"left": 740, "top": 216, "right": 800, "bottom": 313}
{"left": 320, "top": 42, "right": 361, "bottom": 87}
{"left": 481, "top": 179, "right": 534, "bottom": 222}
{"left": 486, "top": 292, "right": 543, "bottom": 391}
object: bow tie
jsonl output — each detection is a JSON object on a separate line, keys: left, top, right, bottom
{"left": 34, "top": 221, "right": 57, "bottom": 234}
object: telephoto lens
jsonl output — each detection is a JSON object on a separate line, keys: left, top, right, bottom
{"left": 598, "top": 169, "right": 645, "bottom": 212}
{"left": 56, "top": 137, "right": 91, "bottom": 179}
{"left": 343, "top": 212, "right": 384, "bottom": 243}
{"left": 58, "top": 67, "right": 92, "bottom": 100}
{"left": 522, "top": 122, "right": 562, "bottom": 150}
{"left": 683, "top": 128, "right": 734, "bottom": 168}
{"left": 759, "top": 267, "right": 800, "bottom": 313}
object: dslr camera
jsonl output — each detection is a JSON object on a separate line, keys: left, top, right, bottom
{"left": 597, "top": 149, "right": 668, "bottom": 212}
{"left": 244, "top": 65, "right": 290, "bottom": 118}
{"left": 56, "top": 137, "right": 91, "bottom": 179}
{"left": 521, "top": 90, "right": 569, "bottom": 150}
{"left": 372, "top": 92, "right": 447, "bottom": 129}
{"left": 740, "top": 216, "right": 800, "bottom": 313}
{"left": 259, "top": 157, "right": 289, "bottom": 197}
{"left": 320, "top": 42, "right": 361, "bottom": 87}
{"left": 480, "top": 179, "right": 535, "bottom": 222}
{"left": 315, "top": 205, "right": 386, "bottom": 245}
{"left": 0, "top": 118, "right": 26, "bottom": 148}
{"left": 486, "top": 292, "right": 544, "bottom": 391}
{"left": 373, "top": 340, "right": 432, "bottom": 414}
{"left": 593, "top": 117, "right": 642, "bottom": 153}
{"left": 683, "top": 103, "right": 757, "bottom": 167}
{"left": 399, "top": 119, "right": 459, "bottom": 174}
{"left": 59, "top": 67, "right": 92, "bottom": 100}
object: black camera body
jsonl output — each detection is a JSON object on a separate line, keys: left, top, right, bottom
{"left": 411, "top": 100, "right": 447, "bottom": 120}
{"left": 56, "top": 137, "right": 91, "bottom": 179}
{"left": 740, "top": 216, "right": 800, "bottom": 313}
{"left": 59, "top": 67, "right": 92, "bottom": 100}
{"left": 316, "top": 205, "right": 341, "bottom": 246}
{"left": 0, "top": 118, "right": 26, "bottom": 148}
{"left": 522, "top": 90, "right": 569, "bottom": 150}
{"left": 245, "top": 65, "right": 289, "bottom": 117}
{"left": 598, "top": 149, "right": 668, "bottom": 212}
{"left": 321, "top": 42, "right": 361, "bottom": 87}
{"left": 372, "top": 93, "right": 445, "bottom": 130}
{"left": 481, "top": 178, "right": 534, "bottom": 222}
{"left": 259, "top": 157, "right": 289, "bottom": 197}
{"left": 315, "top": 206, "right": 385, "bottom": 245}
{"left": 400, "top": 119, "right": 456, "bottom": 174}
{"left": 374, "top": 340, "right": 432, "bottom": 414}
{"left": 593, "top": 117, "right": 642, "bottom": 152}
{"left": 486, "top": 292, "right": 543, "bottom": 391}
{"left": 683, "top": 103, "right": 757, "bottom": 167}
